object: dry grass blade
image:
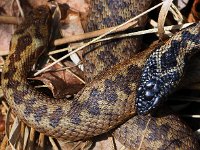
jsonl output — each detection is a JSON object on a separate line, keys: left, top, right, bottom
{"left": 27, "top": 128, "right": 36, "bottom": 150}
{"left": 38, "top": 133, "right": 45, "bottom": 149}
{"left": 23, "top": 126, "right": 29, "bottom": 150}
{"left": 54, "top": 21, "right": 137, "bottom": 46}
{"left": 34, "top": 1, "right": 164, "bottom": 76}
{"left": 95, "top": 23, "right": 193, "bottom": 43}
{"left": 7, "top": 117, "right": 21, "bottom": 149}
{"left": 158, "top": 0, "right": 173, "bottom": 40}
{"left": 49, "top": 23, "right": 193, "bottom": 58}
{"left": 49, "top": 137, "right": 59, "bottom": 150}
{"left": 48, "top": 44, "right": 82, "bottom": 55}
{"left": 16, "top": 0, "right": 24, "bottom": 18}
{"left": 170, "top": 3, "right": 184, "bottom": 23}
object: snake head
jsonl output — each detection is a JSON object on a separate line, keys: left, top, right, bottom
{"left": 136, "top": 76, "right": 167, "bottom": 115}
{"left": 135, "top": 48, "right": 180, "bottom": 115}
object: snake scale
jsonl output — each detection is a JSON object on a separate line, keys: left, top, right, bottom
{"left": 1, "top": 0, "right": 200, "bottom": 149}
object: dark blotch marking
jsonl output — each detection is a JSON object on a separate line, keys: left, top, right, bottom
{"left": 70, "top": 114, "right": 81, "bottom": 125}
{"left": 98, "top": 48, "right": 119, "bottom": 67}
{"left": 148, "top": 122, "right": 170, "bottom": 141}
{"left": 170, "top": 139, "right": 182, "bottom": 147}
{"left": 24, "top": 98, "right": 37, "bottom": 117}
{"left": 13, "top": 93, "right": 23, "bottom": 105}
{"left": 15, "top": 34, "right": 32, "bottom": 53}
{"left": 161, "top": 40, "right": 179, "bottom": 70}
{"left": 34, "top": 105, "right": 47, "bottom": 123}
{"left": 24, "top": 105, "right": 33, "bottom": 117}
{"left": 86, "top": 89, "right": 101, "bottom": 115}
{"left": 49, "top": 107, "right": 64, "bottom": 128}
{"left": 15, "top": 23, "right": 31, "bottom": 35}
{"left": 84, "top": 0, "right": 151, "bottom": 79}
{"left": 68, "top": 65, "right": 141, "bottom": 124}
{"left": 105, "top": 65, "right": 142, "bottom": 96}
{"left": 69, "top": 88, "right": 101, "bottom": 124}
{"left": 35, "top": 26, "right": 45, "bottom": 39}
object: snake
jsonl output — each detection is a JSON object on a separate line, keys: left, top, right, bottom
{"left": 1, "top": 1, "right": 200, "bottom": 149}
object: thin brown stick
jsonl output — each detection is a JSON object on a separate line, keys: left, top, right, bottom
{"left": 38, "top": 133, "right": 45, "bottom": 149}
{"left": 54, "top": 21, "right": 137, "bottom": 46}
{"left": 0, "top": 16, "right": 21, "bottom": 25}
{"left": 28, "top": 128, "right": 35, "bottom": 150}
{"left": 50, "top": 23, "right": 193, "bottom": 56}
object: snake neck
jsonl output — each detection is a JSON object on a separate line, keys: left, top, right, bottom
{"left": 136, "top": 23, "right": 200, "bottom": 114}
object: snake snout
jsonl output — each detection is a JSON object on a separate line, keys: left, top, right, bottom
{"left": 136, "top": 79, "right": 164, "bottom": 115}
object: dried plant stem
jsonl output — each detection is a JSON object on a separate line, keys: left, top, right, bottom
{"left": 0, "top": 16, "right": 21, "bottom": 25}
{"left": 170, "top": 3, "right": 183, "bottom": 23}
{"left": 71, "top": 141, "right": 83, "bottom": 150}
{"left": 28, "top": 128, "right": 35, "bottom": 150}
{"left": 38, "top": 133, "right": 45, "bottom": 149}
{"left": 158, "top": 0, "right": 173, "bottom": 39}
{"left": 16, "top": 0, "right": 24, "bottom": 18}
{"left": 18, "top": 122, "right": 25, "bottom": 150}
{"left": 49, "top": 137, "right": 59, "bottom": 150}
{"left": 48, "top": 44, "right": 81, "bottom": 55}
{"left": 51, "top": 23, "right": 193, "bottom": 56}
{"left": 34, "top": 1, "right": 164, "bottom": 76}
{"left": 98, "top": 23, "right": 193, "bottom": 42}
{"left": 2, "top": 101, "right": 15, "bottom": 120}
{"left": 54, "top": 21, "right": 137, "bottom": 46}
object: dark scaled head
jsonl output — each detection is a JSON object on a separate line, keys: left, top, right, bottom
{"left": 135, "top": 44, "right": 182, "bottom": 115}
{"left": 136, "top": 50, "right": 170, "bottom": 115}
{"left": 136, "top": 74, "right": 166, "bottom": 115}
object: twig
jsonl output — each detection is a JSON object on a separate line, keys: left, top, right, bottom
{"left": 49, "top": 137, "right": 59, "bottom": 150}
{"left": 49, "top": 23, "right": 193, "bottom": 56}
{"left": 34, "top": 1, "right": 164, "bottom": 76}
{"left": 0, "top": 16, "right": 21, "bottom": 25}
{"left": 97, "top": 23, "right": 193, "bottom": 42}
{"left": 54, "top": 21, "right": 137, "bottom": 46}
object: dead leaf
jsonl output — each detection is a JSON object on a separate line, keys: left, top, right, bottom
{"left": 188, "top": 0, "right": 200, "bottom": 22}
{"left": 33, "top": 61, "right": 84, "bottom": 98}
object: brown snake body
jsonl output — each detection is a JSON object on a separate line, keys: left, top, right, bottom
{"left": 83, "top": 0, "right": 152, "bottom": 82}
{"left": 1, "top": 1, "right": 200, "bottom": 149}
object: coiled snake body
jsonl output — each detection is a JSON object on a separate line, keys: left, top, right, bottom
{"left": 1, "top": 1, "right": 200, "bottom": 149}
